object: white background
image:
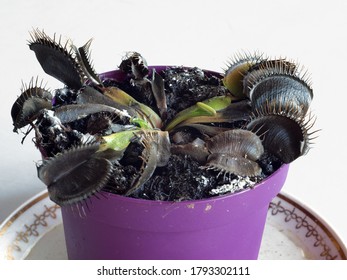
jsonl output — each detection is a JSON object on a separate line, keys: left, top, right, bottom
{"left": 1, "top": 0, "right": 346, "bottom": 252}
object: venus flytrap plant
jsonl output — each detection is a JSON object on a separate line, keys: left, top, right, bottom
{"left": 11, "top": 29, "right": 316, "bottom": 206}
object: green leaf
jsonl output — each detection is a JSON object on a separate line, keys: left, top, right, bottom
{"left": 131, "top": 117, "right": 152, "bottom": 129}
{"left": 174, "top": 100, "right": 252, "bottom": 128}
{"left": 165, "top": 95, "right": 234, "bottom": 131}
{"left": 100, "top": 129, "right": 140, "bottom": 151}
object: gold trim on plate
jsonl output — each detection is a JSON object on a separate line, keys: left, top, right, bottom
{"left": 269, "top": 193, "right": 347, "bottom": 260}
{"left": 0, "top": 192, "right": 60, "bottom": 260}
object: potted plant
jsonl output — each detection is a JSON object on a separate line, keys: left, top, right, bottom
{"left": 11, "top": 29, "right": 315, "bottom": 259}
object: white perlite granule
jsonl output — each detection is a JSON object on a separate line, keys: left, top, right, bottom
{"left": 209, "top": 176, "right": 258, "bottom": 195}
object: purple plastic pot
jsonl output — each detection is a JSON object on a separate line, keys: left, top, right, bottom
{"left": 60, "top": 67, "right": 290, "bottom": 260}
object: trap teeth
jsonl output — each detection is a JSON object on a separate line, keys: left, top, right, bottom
{"left": 11, "top": 79, "right": 52, "bottom": 132}
{"left": 223, "top": 51, "right": 265, "bottom": 98}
